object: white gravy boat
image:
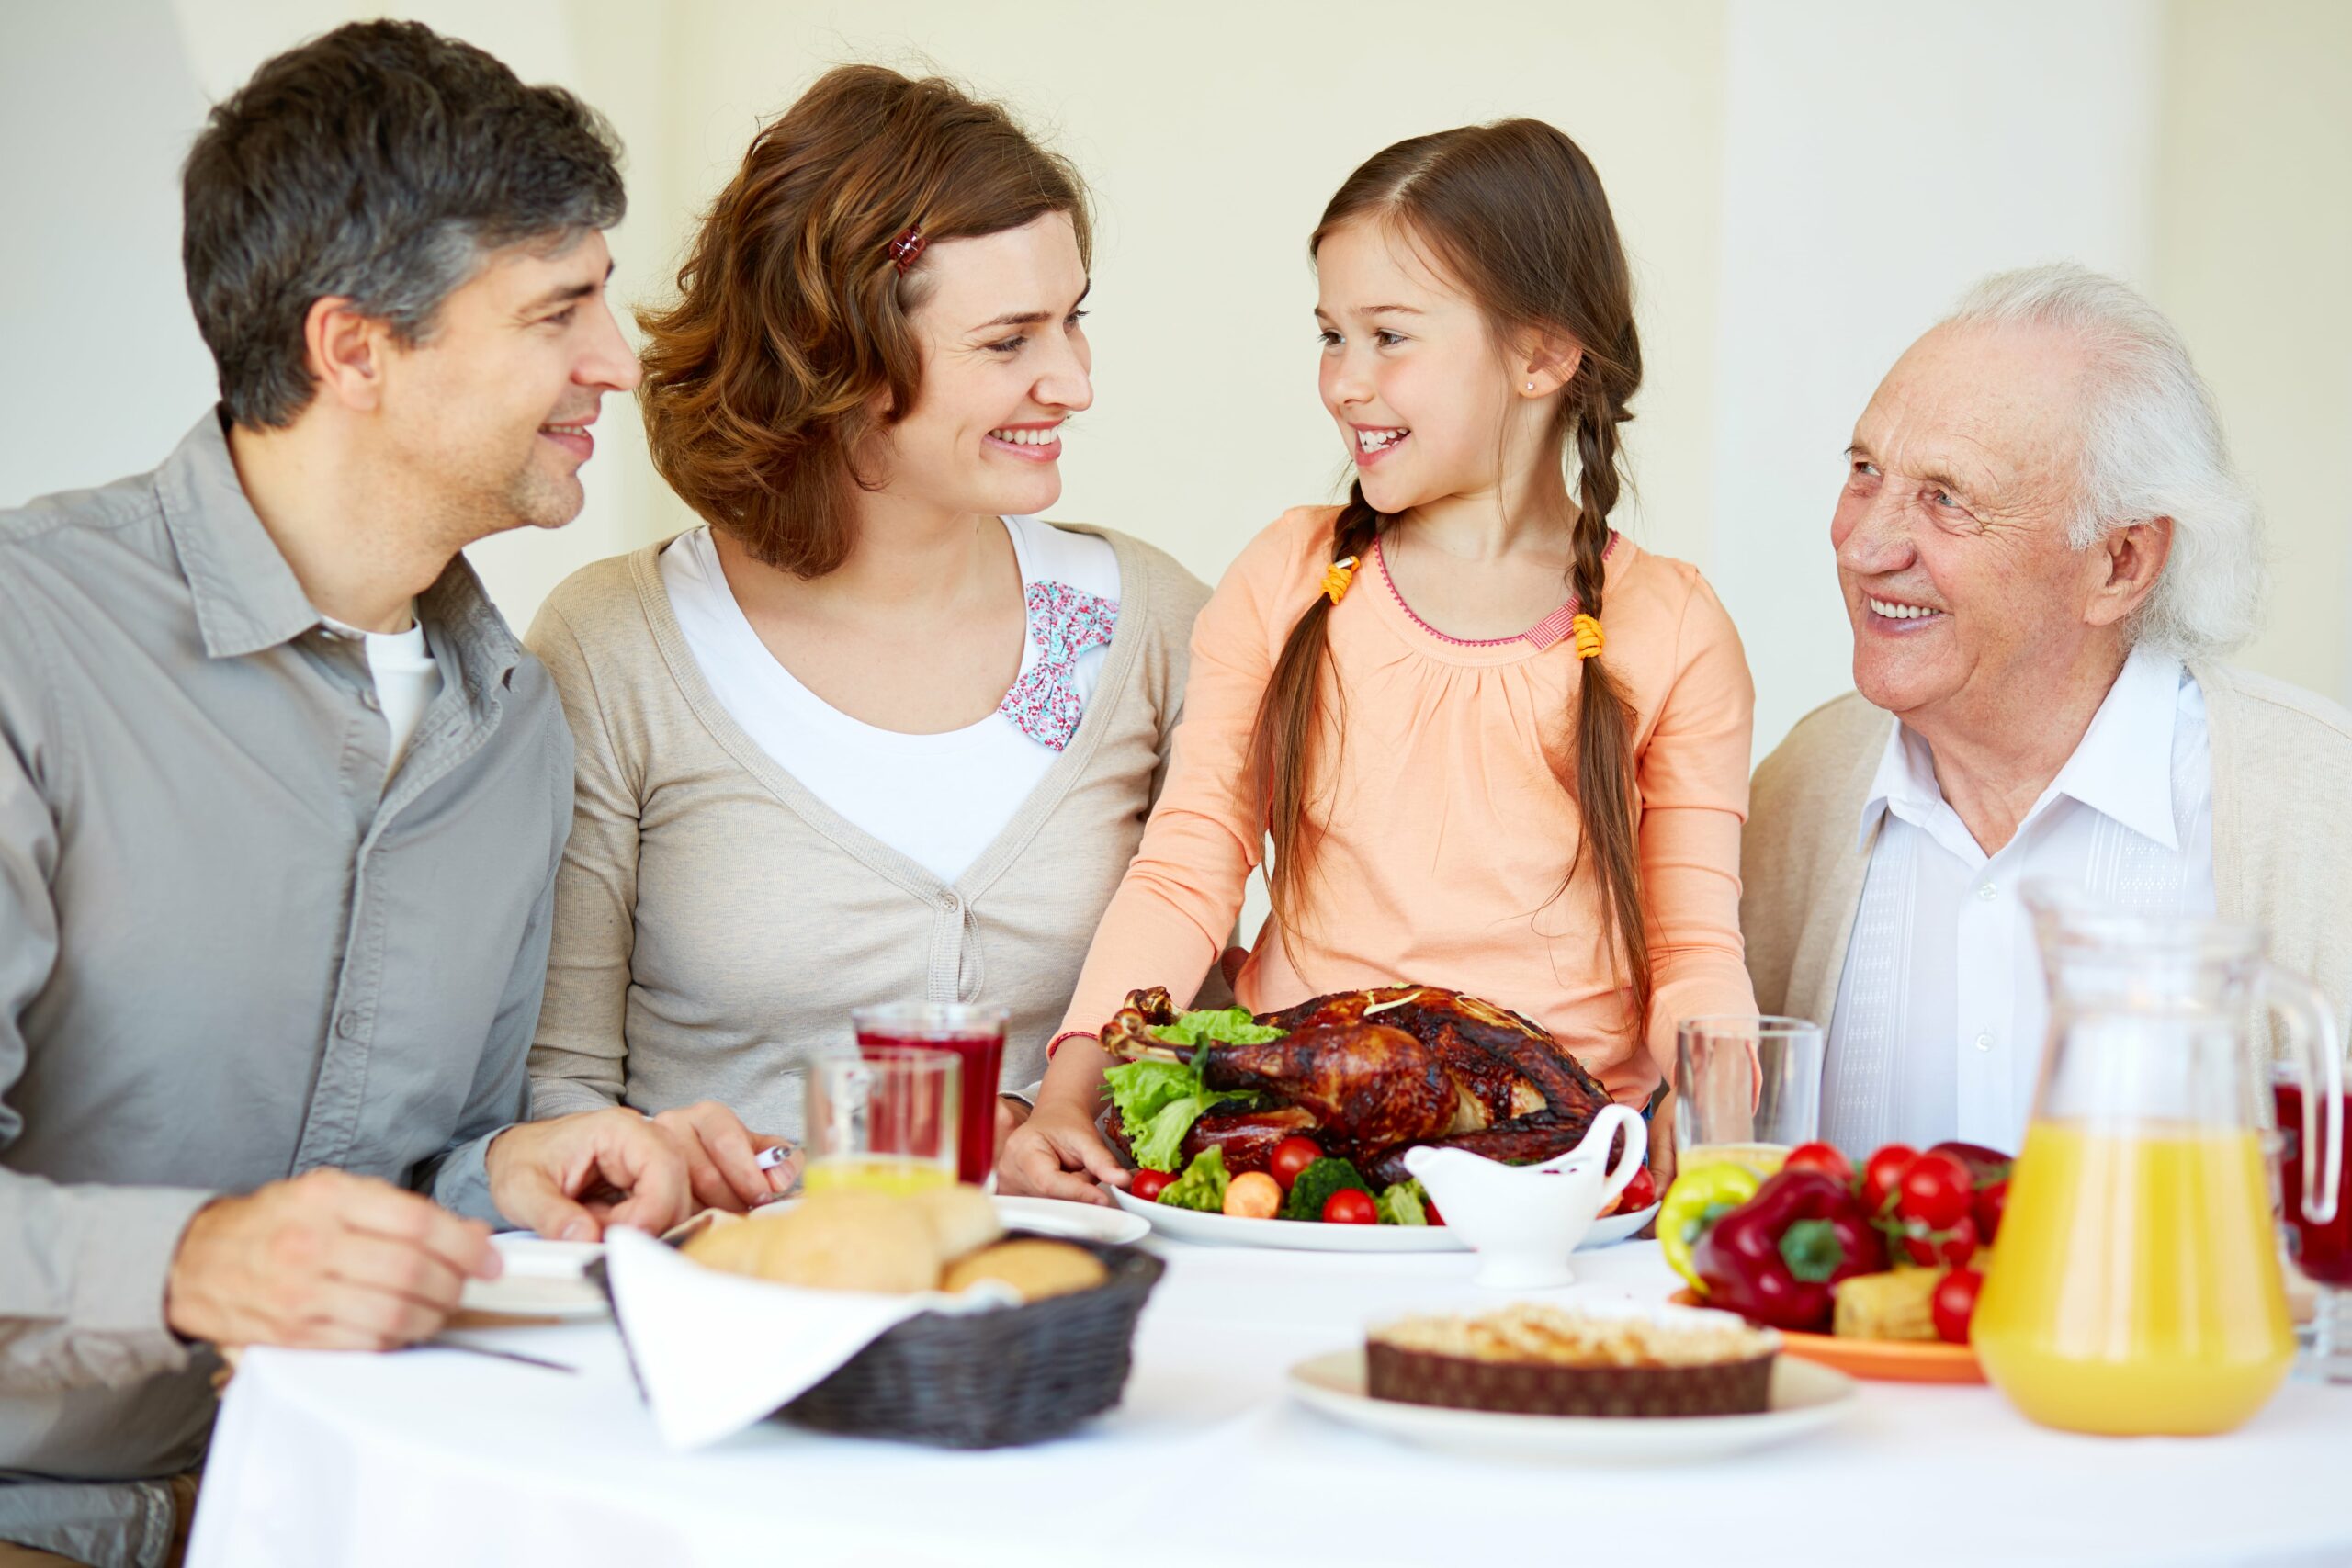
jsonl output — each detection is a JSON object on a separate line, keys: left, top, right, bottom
{"left": 1403, "top": 1104, "right": 1645, "bottom": 1290}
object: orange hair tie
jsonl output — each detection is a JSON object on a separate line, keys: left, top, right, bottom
{"left": 1571, "top": 613, "right": 1605, "bottom": 660}
{"left": 1321, "top": 555, "right": 1360, "bottom": 605}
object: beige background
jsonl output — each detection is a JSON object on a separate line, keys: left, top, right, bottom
{"left": 4, "top": 0, "right": 2347, "bottom": 759}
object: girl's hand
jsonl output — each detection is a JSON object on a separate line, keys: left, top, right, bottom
{"left": 997, "top": 1102, "right": 1130, "bottom": 1207}
{"left": 994, "top": 1095, "right": 1034, "bottom": 1160}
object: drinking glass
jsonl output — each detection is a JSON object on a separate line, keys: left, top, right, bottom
{"left": 2274, "top": 1057, "right": 2352, "bottom": 1383}
{"left": 803, "top": 1045, "right": 960, "bottom": 1195}
{"left": 851, "top": 1003, "right": 1008, "bottom": 1187}
{"left": 1673, "top": 1015, "right": 1825, "bottom": 1174}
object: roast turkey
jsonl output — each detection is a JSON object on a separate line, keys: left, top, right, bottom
{"left": 1095, "top": 984, "right": 1619, "bottom": 1185}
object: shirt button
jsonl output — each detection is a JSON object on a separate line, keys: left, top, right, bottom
{"left": 1976, "top": 883, "right": 1997, "bottom": 901}
{"left": 1973, "top": 1032, "right": 1994, "bottom": 1052}
{"left": 335, "top": 1011, "right": 362, "bottom": 1040}
{"left": 938, "top": 894, "right": 961, "bottom": 913}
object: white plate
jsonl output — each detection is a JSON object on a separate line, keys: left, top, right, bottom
{"left": 991, "top": 1194, "right": 1150, "bottom": 1246}
{"left": 1288, "top": 1348, "right": 1856, "bottom": 1463}
{"left": 1112, "top": 1189, "right": 1659, "bottom": 1254}
{"left": 460, "top": 1235, "right": 611, "bottom": 1319}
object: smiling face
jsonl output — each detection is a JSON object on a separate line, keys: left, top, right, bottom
{"left": 374, "top": 230, "right": 640, "bottom": 544}
{"left": 1834, "top": 321, "right": 2132, "bottom": 734}
{"left": 1314, "top": 218, "right": 1547, "bottom": 518}
{"left": 872, "top": 211, "right": 1092, "bottom": 521}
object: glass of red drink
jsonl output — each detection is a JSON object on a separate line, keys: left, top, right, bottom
{"left": 851, "top": 1004, "right": 1009, "bottom": 1188}
{"left": 2275, "top": 1073, "right": 2352, "bottom": 1382}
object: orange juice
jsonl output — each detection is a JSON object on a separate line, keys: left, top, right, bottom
{"left": 1679, "top": 1142, "right": 1790, "bottom": 1176}
{"left": 1973, "top": 1119, "right": 2291, "bottom": 1436}
{"left": 800, "top": 1156, "right": 955, "bottom": 1196}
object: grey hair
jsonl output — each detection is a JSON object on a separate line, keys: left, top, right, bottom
{"left": 1942, "top": 262, "right": 2264, "bottom": 659}
{"left": 182, "top": 20, "right": 626, "bottom": 430}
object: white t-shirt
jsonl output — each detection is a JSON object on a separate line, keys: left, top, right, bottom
{"left": 1822, "top": 644, "right": 2215, "bottom": 1155}
{"left": 323, "top": 607, "right": 441, "bottom": 783}
{"left": 661, "top": 516, "right": 1122, "bottom": 885}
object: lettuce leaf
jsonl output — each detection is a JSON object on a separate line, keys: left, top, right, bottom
{"left": 1150, "top": 1007, "right": 1285, "bottom": 1047}
{"left": 1103, "top": 1030, "right": 1270, "bottom": 1172}
{"left": 1158, "top": 1146, "right": 1230, "bottom": 1212}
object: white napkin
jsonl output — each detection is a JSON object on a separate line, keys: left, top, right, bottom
{"left": 601, "top": 1226, "right": 1012, "bottom": 1450}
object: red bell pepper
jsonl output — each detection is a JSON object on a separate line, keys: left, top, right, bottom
{"left": 1692, "top": 1168, "right": 1887, "bottom": 1332}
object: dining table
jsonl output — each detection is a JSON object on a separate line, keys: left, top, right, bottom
{"left": 184, "top": 1222, "right": 2352, "bottom": 1568}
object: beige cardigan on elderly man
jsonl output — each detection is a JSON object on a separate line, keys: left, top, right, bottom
{"left": 1743, "top": 661, "right": 2352, "bottom": 1043}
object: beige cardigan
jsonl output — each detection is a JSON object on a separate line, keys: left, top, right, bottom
{"left": 1744, "top": 662, "right": 2352, "bottom": 1050}
{"left": 523, "top": 525, "right": 1211, "bottom": 1138}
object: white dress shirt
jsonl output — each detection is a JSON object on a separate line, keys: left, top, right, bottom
{"left": 660, "top": 515, "right": 1119, "bottom": 885}
{"left": 1821, "top": 644, "right": 2215, "bottom": 1155}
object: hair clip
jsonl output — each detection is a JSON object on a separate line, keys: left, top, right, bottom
{"left": 886, "top": 224, "right": 927, "bottom": 274}
{"left": 1571, "top": 613, "right": 1605, "bottom": 660}
{"left": 1322, "top": 555, "right": 1360, "bottom": 605}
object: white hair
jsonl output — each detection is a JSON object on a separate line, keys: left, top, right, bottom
{"left": 1941, "top": 263, "right": 2264, "bottom": 659}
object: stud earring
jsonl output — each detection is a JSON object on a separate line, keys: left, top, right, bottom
{"left": 1525, "top": 381, "right": 1536, "bottom": 391}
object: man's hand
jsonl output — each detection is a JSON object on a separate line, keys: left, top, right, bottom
{"left": 485, "top": 1108, "right": 697, "bottom": 1240}
{"left": 164, "top": 1168, "right": 498, "bottom": 1352}
{"left": 997, "top": 1100, "right": 1129, "bottom": 1207}
{"left": 649, "top": 1100, "right": 797, "bottom": 1213}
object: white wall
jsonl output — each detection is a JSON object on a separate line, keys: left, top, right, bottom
{"left": 1710, "top": 0, "right": 2162, "bottom": 754}
{"left": 5, "top": 1, "right": 2346, "bottom": 754}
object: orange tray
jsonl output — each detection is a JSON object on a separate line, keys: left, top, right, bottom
{"left": 1670, "top": 1289, "right": 1985, "bottom": 1384}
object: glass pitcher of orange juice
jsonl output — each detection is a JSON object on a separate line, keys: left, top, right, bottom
{"left": 1974, "top": 886, "right": 2344, "bottom": 1436}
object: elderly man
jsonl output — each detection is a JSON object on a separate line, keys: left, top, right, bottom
{"left": 1744, "top": 263, "right": 2352, "bottom": 1156}
{"left": 0, "top": 25, "right": 784, "bottom": 1568}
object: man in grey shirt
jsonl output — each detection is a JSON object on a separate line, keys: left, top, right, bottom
{"left": 0, "top": 25, "right": 771, "bottom": 1566}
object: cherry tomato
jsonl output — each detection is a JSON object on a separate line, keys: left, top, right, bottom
{"left": 1222, "top": 1171, "right": 1282, "bottom": 1219}
{"left": 1782, "top": 1142, "right": 1853, "bottom": 1183}
{"left": 1603, "top": 1167, "right": 1658, "bottom": 1216}
{"left": 1898, "top": 1151, "right": 1975, "bottom": 1230}
{"left": 1321, "top": 1188, "right": 1378, "bottom": 1224}
{"left": 1904, "top": 1211, "right": 1978, "bottom": 1269}
{"left": 1932, "top": 1267, "right": 1984, "bottom": 1344}
{"left": 1860, "top": 1144, "right": 1919, "bottom": 1211}
{"left": 1973, "top": 1179, "right": 2007, "bottom": 1246}
{"left": 1130, "top": 1169, "right": 1174, "bottom": 1203}
{"left": 1425, "top": 1197, "right": 1445, "bottom": 1227}
{"left": 1268, "top": 1135, "right": 1323, "bottom": 1192}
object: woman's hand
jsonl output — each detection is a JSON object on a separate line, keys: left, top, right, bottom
{"left": 997, "top": 1100, "right": 1129, "bottom": 1207}
{"left": 650, "top": 1100, "right": 797, "bottom": 1213}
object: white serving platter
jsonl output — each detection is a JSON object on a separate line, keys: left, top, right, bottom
{"left": 1287, "top": 1346, "right": 1855, "bottom": 1463}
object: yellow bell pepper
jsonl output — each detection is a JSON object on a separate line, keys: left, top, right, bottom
{"left": 1657, "top": 1162, "right": 1764, "bottom": 1292}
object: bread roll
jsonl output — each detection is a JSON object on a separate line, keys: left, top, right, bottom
{"left": 942, "top": 1239, "right": 1107, "bottom": 1303}
{"left": 682, "top": 1190, "right": 939, "bottom": 1293}
{"left": 909, "top": 1183, "right": 1002, "bottom": 1261}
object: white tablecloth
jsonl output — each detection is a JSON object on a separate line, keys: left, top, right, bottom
{"left": 186, "top": 1238, "right": 2352, "bottom": 1568}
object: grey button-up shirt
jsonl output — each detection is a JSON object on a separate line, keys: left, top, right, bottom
{"left": 0, "top": 412, "right": 572, "bottom": 1566}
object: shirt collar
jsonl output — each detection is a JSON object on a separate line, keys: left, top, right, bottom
{"left": 1853, "top": 641, "right": 2186, "bottom": 854}
{"left": 154, "top": 408, "right": 524, "bottom": 695}
{"left": 155, "top": 409, "right": 322, "bottom": 660}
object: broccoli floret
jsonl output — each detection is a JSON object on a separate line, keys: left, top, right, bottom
{"left": 1281, "top": 1156, "right": 1372, "bottom": 1221}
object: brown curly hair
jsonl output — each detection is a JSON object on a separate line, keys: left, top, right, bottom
{"left": 637, "top": 65, "right": 1091, "bottom": 575}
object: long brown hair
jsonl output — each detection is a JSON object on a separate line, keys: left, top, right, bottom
{"left": 1250, "top": 119, "right": 1652, "bottom": 1035}
{"left": 636, "top": 65, "right": 1091, "bottom": 576}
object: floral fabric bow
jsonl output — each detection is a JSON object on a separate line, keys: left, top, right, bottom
{"left": 998, "top": 581, "right": 1119, "bottom": 750}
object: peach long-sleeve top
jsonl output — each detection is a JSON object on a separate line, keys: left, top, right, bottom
{"left": 1058, "top": 506, "right": 1758, "bottom": 1102}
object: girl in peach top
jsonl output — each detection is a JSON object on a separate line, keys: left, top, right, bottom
{"left": 999, "top": 118, "right": 1755, "bottom": 1203}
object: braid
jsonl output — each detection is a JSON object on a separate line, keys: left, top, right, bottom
{"left": 1566, "top": 381, "right": 1651, "bottom": 1043}
{"left": 1250, "top": 485, "right": 1385, "bottom": 953}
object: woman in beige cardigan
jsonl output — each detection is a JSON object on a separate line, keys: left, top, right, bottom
{"left": 524, "top": 68, "right": 1208, "bottom": 1211}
